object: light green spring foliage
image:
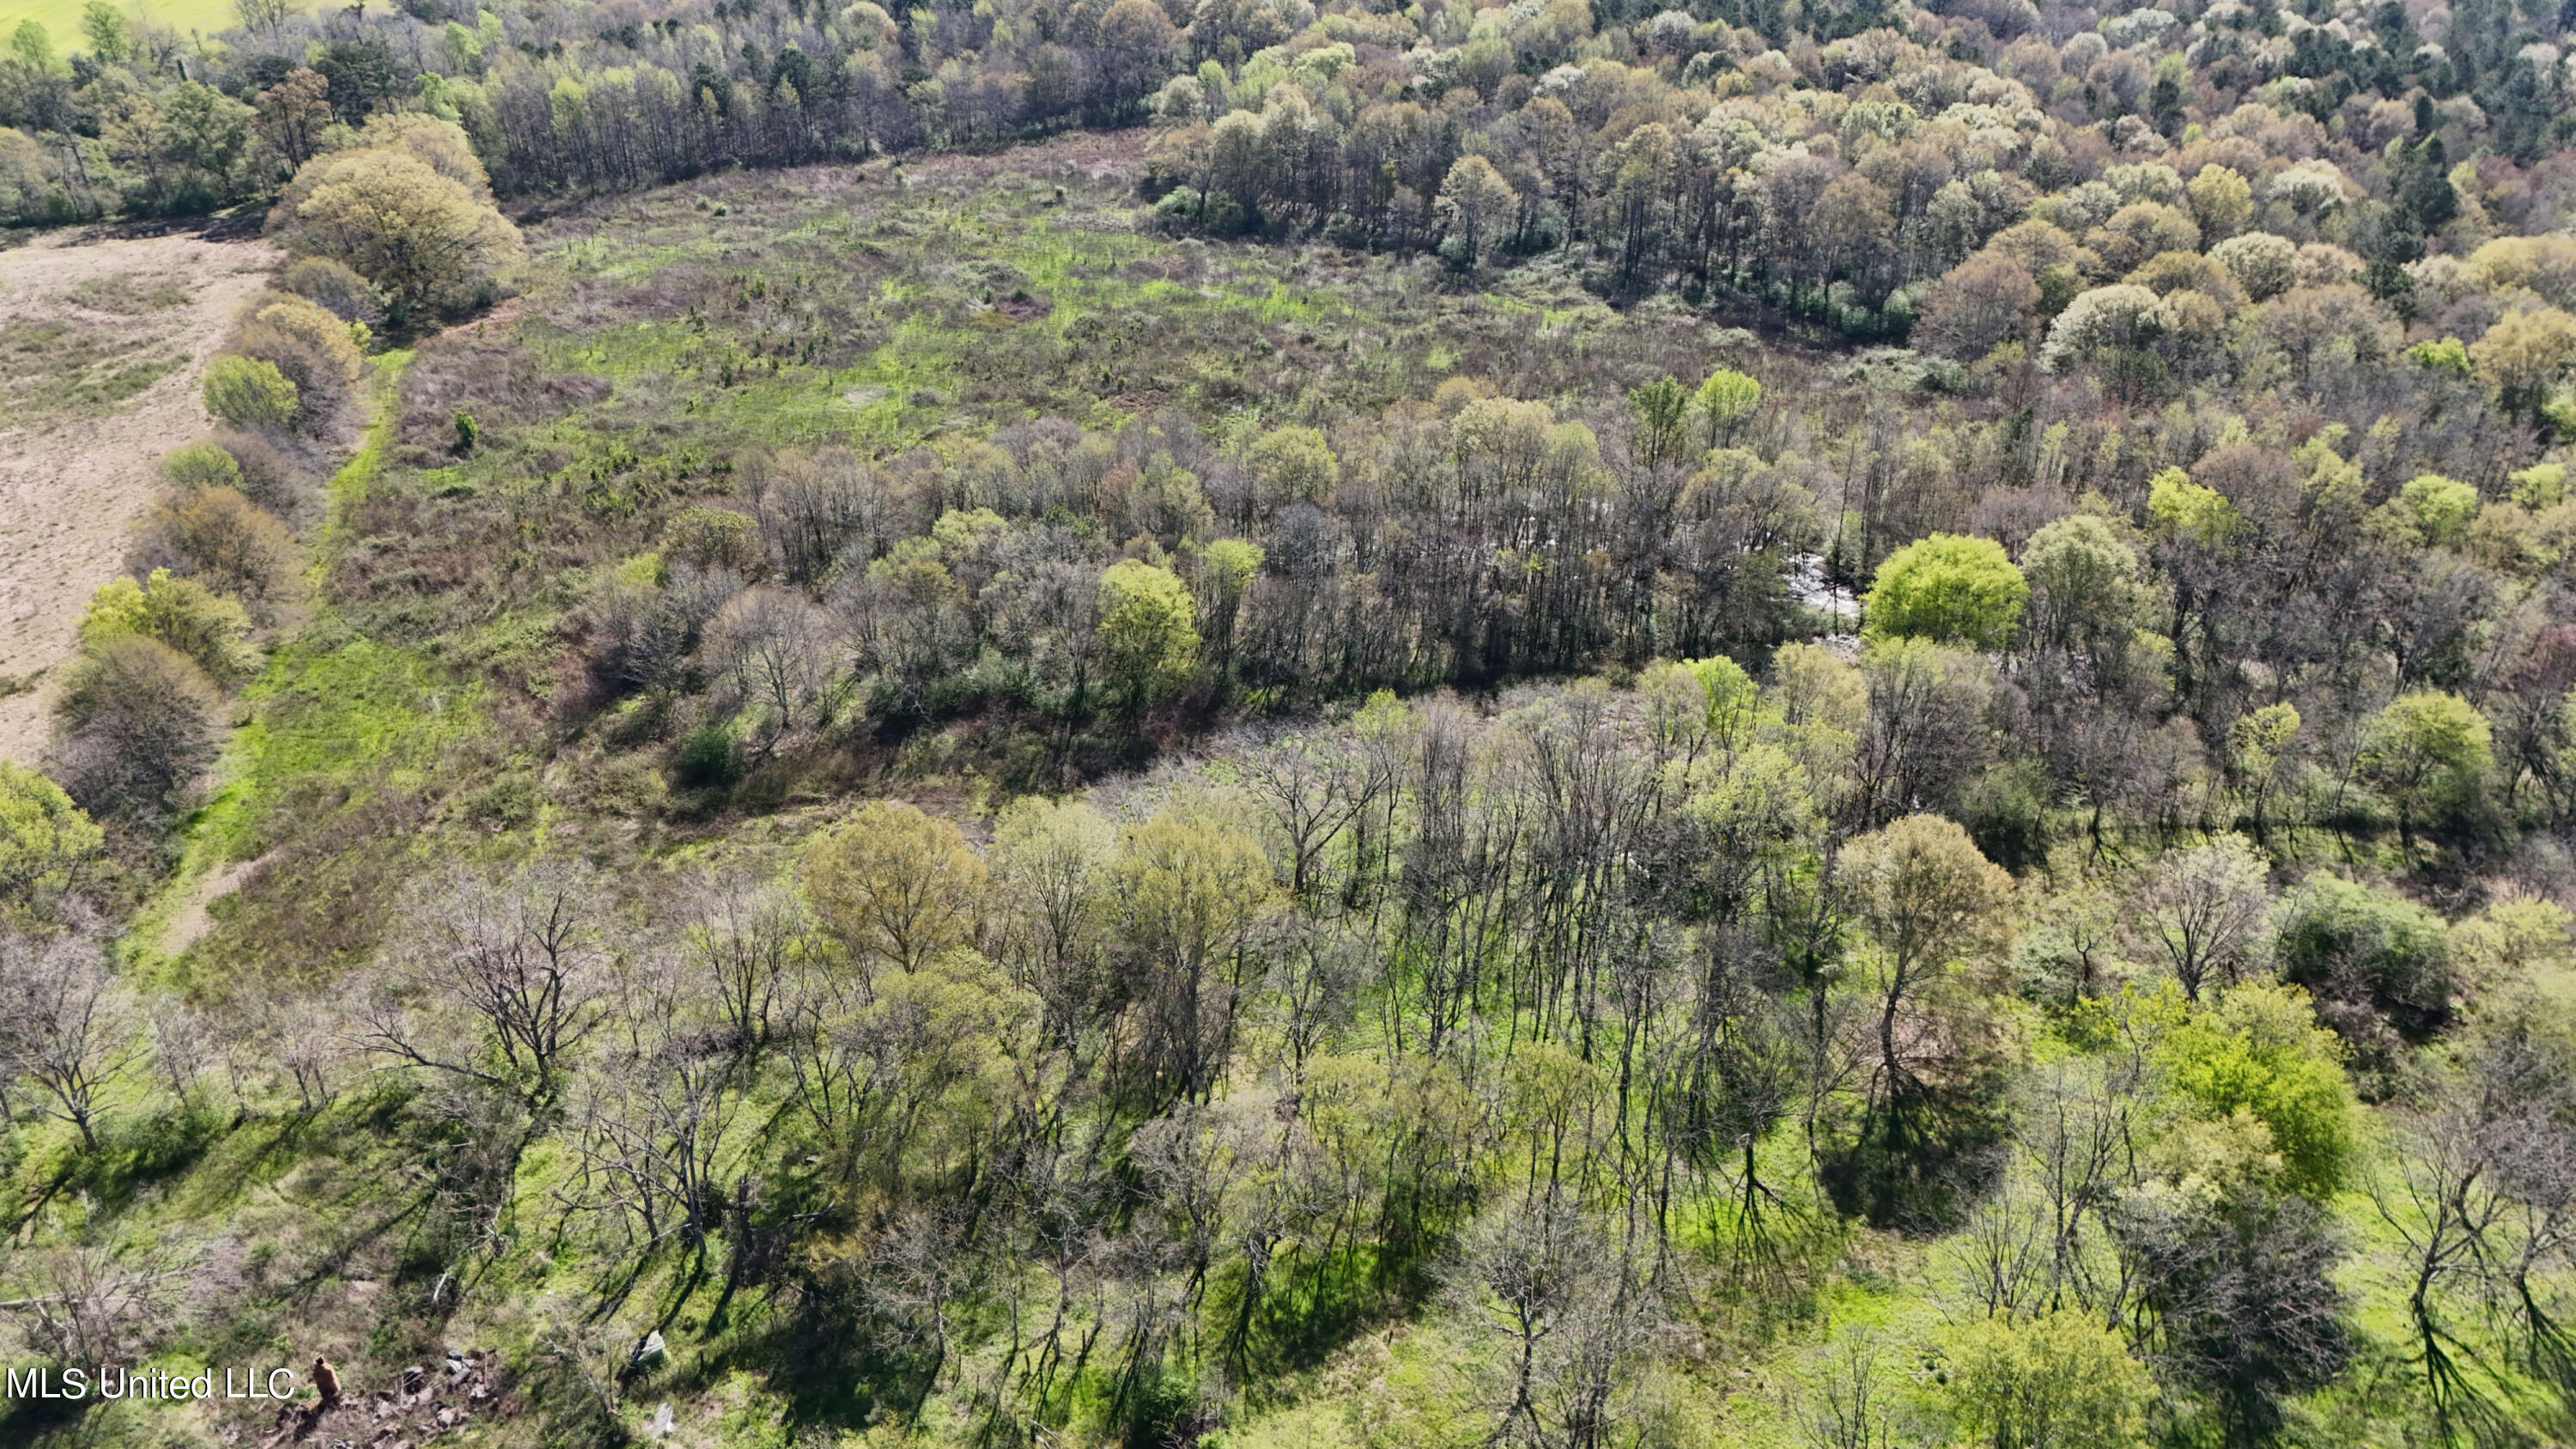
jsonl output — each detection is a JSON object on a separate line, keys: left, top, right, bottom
{"left": 1201, "top": 538, "right": 1263, "bottom": 599}
{"left": 2510, "top": 462, "right": 2567, "bottom": 510}
{"left": 1862, "top": 533, "right": 2029, "bottom": 650}
{"left": 162, "top": 440, "right": 243, "bottom": 491}
{"left": 1939, "top": 1310, "right": 2154, "bottom": 1449}
{"left": 78, "top": 568, "right": 261, "bottom": 685}
{"left": 804, "top": 799, "right": 988, "bottom": 971}
{"left": 1694, "top": 367, "right": 1761, "bottom": 448}
{"left": 2018, "top": 513, "right": 2154, "bottom": 660}
{"left": 2152, "top": 982, "right": 2357, "bottom": 1197}
{"left": 1098, "top": 558, "right": 1200, "bottom": 697}
{"left": 2391, "top": 473, "right": 2482, "bottom": 546}
{"left": 2148, "top": 466, "right": 2242, "bottom": 542}
{"left": 203, "top": 354, "right": 299, "bottom": 429}
{"left": 2358, "top": 691, "right": 2492, "bottom": 825}
{"left": 0, "top": 762, "right": 104, "bottom": 912}
{"left": 1242, "top": 424, "right": 1338, "bottom": 508}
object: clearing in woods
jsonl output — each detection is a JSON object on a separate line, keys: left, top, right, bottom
{"left": 0, "top": 225, "right": 277, "bottom": 764}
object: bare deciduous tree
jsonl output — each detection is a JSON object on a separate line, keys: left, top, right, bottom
{"left": 0, "top": 927, "right": 136, "bottom": 1151}
{"left": 359, "top": 860, "right": 612, "bottom": 1113}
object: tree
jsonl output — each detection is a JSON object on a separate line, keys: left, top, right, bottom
{"left": 804, "top": 801, "right": 987, "bottom": 973}
{"left": 0, "top": 927, "right": 131, "bottom": 1151}
{"left": 76, "top": 0, "right": 122, "bottom": 63}
{"left": 2118, "top": 1179, "right": 2348, "bottom": 1447}
{"left": 1917, "top": 255, "right": 2040, "bottom": 361}
{"left": 1938, "top": 1310, "right": 2154, "bottom": 1449}
{"left": 2018, "top": 514, "right": 2153, "bottom": 672}
{"left": 1097, "top": 559, "right": 1199, "bottom": 706}
{"left": 2154, "top": 983, "right": 2356, "bottom": 1198}
{"left": 273, "top": 146, "right": 525, "bottom": 320}
{"left": 701, "top": 586, "right": 835, "bottom": 744}
{"left": 235, "top": 0, "right": 292, "bottom": 35}
{"left": 254, "top": 69, "right": 332, "bottom": 169}
{"left": 1695, "top": 367, "right": 1763, "bottom": 449}
{"left": 2136, "top": 835, "right": 2272, "bottom": 1001}
{"left": 362, "top": 859, "right": 612, "bottom": 1113}
{"left": 2210, "top": 233, "right": 2298, "bottom": 300}
{"left": 1103, "top": 795, "right": 1273, "bottom": 1102}
{"left": 1200, "top": 538, "right": 1261, "bottom": 675}
{"left": 1628, "top": 376, "right": 1690, "bottom": 470}
{"left": 0, "top": 764, "right": 102, "bottom": 916}
{"left": 2470, "top": 306, "right": 2576, "bottom": 421}
{"left": 2358, "top": 691, "right": 2491, "bottom": 846}
{"left": 2043, "top": 284, "right": 2172, "bottom": 371}
{"left": 1837, "top": 813, "right": 2016, "bottom": 1221}
{"left": 1241, "top": 426, "right": 1336, "bottom": 512}
{"left": 1864, "top": 533, "right": 2029, "bottom": 650}
{"left": 1437, "top": 154, "right": 1517, "bottom": 270}
{"left": 9, "top": 20, "right": 50, "bottom": 70}
{"left": 202, "top": 354, "right": 298, "bottom": 430}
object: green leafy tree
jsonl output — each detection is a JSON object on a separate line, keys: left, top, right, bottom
{"left": 9, "top": 20, "right": 51, "bottom": 70}
{"left": 2357, "top": 691, "right": 2491, "bottom": 844}
{"left": 0, "top": 764, "right": 103, "bottom": 915}
{"left": 2154, "top": 983, "right": 2357, "bottom": 1197}
{"left": 1695, "top": 367, "right": 1762, "bottom": 448}
{"left": 804, "top": 801, "right": 987, "bottom": 973}
{"left": 1627, "top": 376, "right": 1690, "bottom": 470}
{"left": 2391, "top": 474, "right": 2480, "bottom": 546}
{"left": 1241, "top": 426, "right": 1336, "bottom": 512}
{"left": 1097, "top": 559, "right": 1199, "bottom": 705}
{"left": 1199, "top": 538, "right": 1261, "bottom": 674}
{"left": 1863, "top": 533, "right": 2029, "bottom": 650}
{"left": 2018, "top": 513, "right": 2154, "bottom": 670}
{"left": 1939, "top": 1310, "right": 2154, "bottom": 1449}
{"left": 77, "top": 0, "right": 123, "bottom": 63}
{"left": 2148, "top": 466, "right": 2243, "bottom": 543}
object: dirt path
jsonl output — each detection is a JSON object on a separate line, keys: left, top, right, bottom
{"left": 0, "top": 226, "right": 277, "bottom": 764}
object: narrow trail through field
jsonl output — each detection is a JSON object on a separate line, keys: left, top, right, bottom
{"left": 0, "top": 226, "right": 277, "bottom": 764}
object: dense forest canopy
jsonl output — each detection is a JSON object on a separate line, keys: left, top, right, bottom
{"left": 2, "top": 0, "right": 2576, "bottom": 1440}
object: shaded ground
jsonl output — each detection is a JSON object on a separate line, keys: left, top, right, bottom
{"left": 0, "top": 224, "right": 277, "bottom": 764}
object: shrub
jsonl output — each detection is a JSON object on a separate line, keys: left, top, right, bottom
{"left": 46, "top": 636, "right": 222, "bottom": 820}
{"left": 1939, "top": 1310, "right": 2154, "bottom": 1449}
{"left": 202, "top": 354, "right": 299, "bottom": 430}
{"left": 161, "top": 441, "right": 241, "bottom": 492}
{"left": 2273, "top": 872, "right": 2454, "bottom": 1045}
{"left": 673, "top": 724, "right": 744, "bottom": 789}
{"left": 279, "top": 255, "right": 387, "bottom": 326}
{"left": 210, "top": 429, "right": 318, "bottom": 519}
{"left": 78, "top": 569, "right": 259, "bottom": 685}
{"left": 135, "top": 487, "right": 301, "bottom": 603}
{"left": 0, "top": 762, "right": 105, "bottom": 913}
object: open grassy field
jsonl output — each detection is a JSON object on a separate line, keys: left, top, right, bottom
{"left": 0, "top": 0, "right": 293, "bottom": 52}
{"left": 0, "top": 225, "right": 277, "bottom": 764}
